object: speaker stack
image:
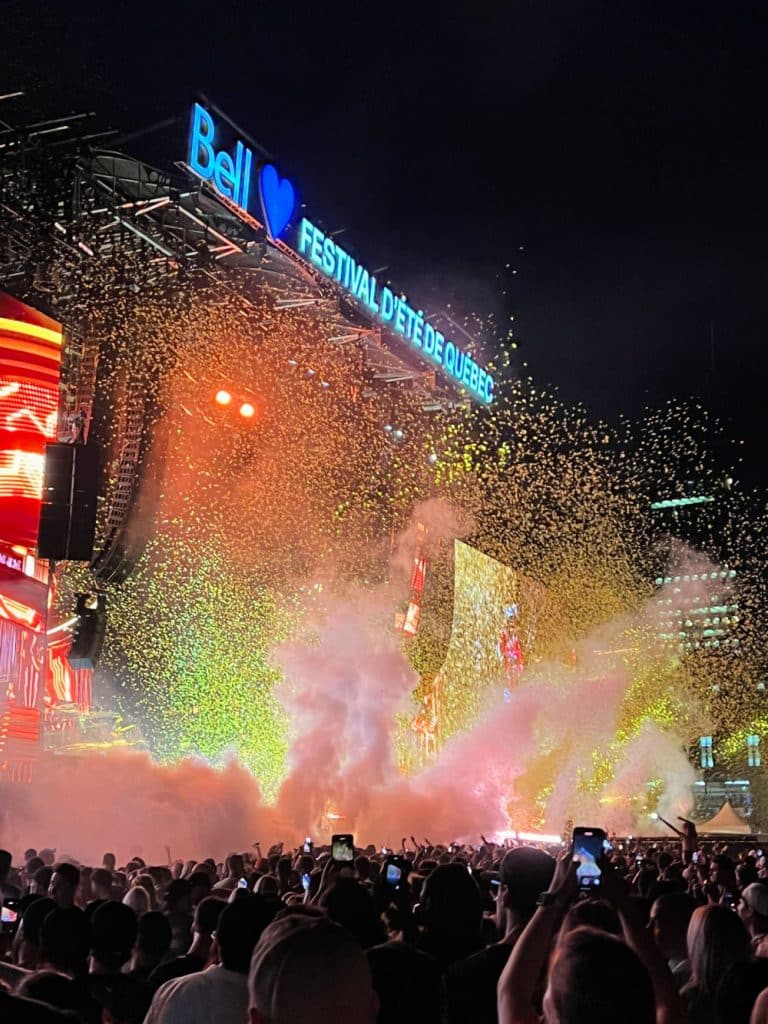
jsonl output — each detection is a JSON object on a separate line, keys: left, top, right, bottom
{"left": 37, "top": 442, "right": 99, "bottom": 562}
{"left": 68, "top": 592, "right": 107, "bottom": 671}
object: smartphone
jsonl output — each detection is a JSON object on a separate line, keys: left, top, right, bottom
{"left": 237, "top": 877, "right": 249, "bottom": 889}
{"left": 384, "top": 856, "right": 407, "bottom": 892}
{"left": 490, "top": 878, "right": 501, "bottom": 890}
{"left": 303, "top": 837, "right": 313, "bottom": 854}
{"left": 1, "top": 903, "right": 19, "bottom": 933}
{"left": 386, "top": 863, "right": 402, "bottom": 884}
{"left": 332, "top": 834, "right": 355, "bottom": 862}
{"left": 758, "top": 850, "right": 764, "bottom": 858}
{"left": 572, "top": 827, "right": 606, "bottom": 890}
{"left": 692, "top": 852, "right": 699, "bottom": 864}
{"left": 301, "top": 872, "right": 311, "bottom": 891}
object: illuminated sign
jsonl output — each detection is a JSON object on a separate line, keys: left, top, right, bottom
{"left": 298, "top": 219, "right": 494, "bottom": 403}
{"left": 186, "top": 103, "right": 495, "bottom": 403}
{"left": 0, "top": 293, "right": 62, "bottom": 549}
{"left": 0, "top": 548, "right": 23, "bottom": 572}
{"left": 187, "top": 103, "right": 295, "bottom": 239}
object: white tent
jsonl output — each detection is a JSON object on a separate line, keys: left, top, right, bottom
{"left": 697, "top": 799, "right": 753, "bottom": 836}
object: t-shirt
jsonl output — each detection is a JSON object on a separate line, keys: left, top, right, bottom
{"left": 144, "top": 965, "right": 249, "bottom": 1024}
{"left": 445, "top": 942, "right": 514, "bottom": 1024}
{"left": 85, "top": 898, "right": 109, "bottom": 921}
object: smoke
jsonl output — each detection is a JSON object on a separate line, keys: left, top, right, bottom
{"left": 274, "top": 586, "right": 417, "bottom": 835}
{"left": 0, "top": 751, "right": 285, "bottom": 865}
{"left": 0, "top": 510, "right": 716, "bottom": 864}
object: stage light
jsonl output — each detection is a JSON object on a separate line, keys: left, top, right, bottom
{"left": 427, "top": 452, "right": 438, "bottom": 465}
{"left": 239, "top": 402, "right": 256, "bottom": 418}
{"left": 516, "top": 831, "right": 562, "bottom": 844}
{"left": 393, "top": 429, "right": 404, "bottom": 441}
{"left": 215, "top": 390, "right": 232, "bottom": 406}
{"left": 383, "top": 424, "right": 393, "bottom": 432}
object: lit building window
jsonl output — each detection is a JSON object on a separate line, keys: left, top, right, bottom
{"left": 747, "top": 735, "right": 761, "bottom": 768}
{"left": 700, "top": 735, "right": 714, "bottom": 769}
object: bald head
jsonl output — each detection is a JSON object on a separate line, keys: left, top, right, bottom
{"left": 248, "top": 916, "right": 377, "bottom": 1024}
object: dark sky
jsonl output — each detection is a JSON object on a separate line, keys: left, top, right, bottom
{"left": 4, "top": 0, "right": 768, "bottom": 475}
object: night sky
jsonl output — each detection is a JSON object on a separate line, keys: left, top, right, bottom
{"left": 3, "top": 1, "right": 767, "bottom": 478}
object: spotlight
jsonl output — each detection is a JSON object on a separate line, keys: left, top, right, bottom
{"left": 306, "top": 368, "right": 315, "bottom": 378}
{"left": 427, "top": 452, "right": 438, "bottom": 465}
{"left": 393, "top": 429, "right": 404, "bottom": 441}
{"left": 383, "top": 424, "right": 393, "bottom": 433}
{"left": 239, "top": 402, "right": 256, "bottom": 418}
{"left": 215, "top": 390, "right": 232, "bottom": 406}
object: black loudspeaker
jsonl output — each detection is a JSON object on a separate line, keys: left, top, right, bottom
{"left": 37, "top": 443, "right": 99, "bottom": 561}
{"left": 36, "top": 444, "right": 73, "bottom": 559}
{"left": 68, "top": 592, "right": 107, "bottom": 670}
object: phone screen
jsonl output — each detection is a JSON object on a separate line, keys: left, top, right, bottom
{"left": 1, "top": 906, "right": 18, "bottom": 924}
{"left": 301, "top": 873, "right": 311, "bottom": 891}
{"left": 692, "top": 852, "right": 699, "bottom": 864}
{"left": 331, "top": 834, "right": 355, "bottom": 862}
{"left": 303, "top": 838, "right": 313, "bottom": 854}
{"left": 237, "top": 877, "right": 249, "bottom": 889}
{"left": 572, "top": 828, "right": 605, "bottom": 889}
{"left": 386, "top": 863, "right": 402, "bottom": 884}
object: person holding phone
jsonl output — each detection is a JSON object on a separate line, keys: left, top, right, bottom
{"left": 498, "top": 835, "right": 685, "bottom": 1024}
{"left": 446, "top": 846, "right": 555, "bottom": 1024}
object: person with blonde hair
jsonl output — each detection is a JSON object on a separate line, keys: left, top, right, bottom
{"left": 682, "top": 904, "right": 751, "bottom": 1024}
{"left": 123, "top": 885, "right": 151, "bottom": 916}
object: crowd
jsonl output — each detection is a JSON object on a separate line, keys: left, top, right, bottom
{"left": 2, "top": 827, "right": 768, "bottom": 1023}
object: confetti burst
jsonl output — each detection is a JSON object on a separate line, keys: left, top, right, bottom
{"left": 51, "top": 271, "right": 768, "bottom": 816}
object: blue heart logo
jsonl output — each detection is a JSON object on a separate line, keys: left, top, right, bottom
{"left": 259, "top": 163, "right": 295, "bottom": 239}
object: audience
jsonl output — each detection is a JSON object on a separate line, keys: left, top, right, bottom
{"left": 4, "top": 833, "right": 768, "bottom": 1024}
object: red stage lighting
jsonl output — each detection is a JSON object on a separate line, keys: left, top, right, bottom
{"left": 0, "top": 292, "right": 63, "bottom": 550}
{"left": 215, "top": 389, "right": 232, "bottom": 406}
{"left": 239, "top": 402, "right": 256, "bottom": 419}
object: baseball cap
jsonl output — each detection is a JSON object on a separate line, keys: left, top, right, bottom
{"left": 499, "top": 847, "right": 556, "bottom": 915}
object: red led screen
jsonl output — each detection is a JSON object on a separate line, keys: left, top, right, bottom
{"left": 0, "top": 292, "right": 62, "bottom": 549}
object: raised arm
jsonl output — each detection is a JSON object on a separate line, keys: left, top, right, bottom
{"left": 498, "top": 853, "right": 577, "bottom": 1024}
{"left": 601, "top": 859, "right": 685, "bottom": 1024}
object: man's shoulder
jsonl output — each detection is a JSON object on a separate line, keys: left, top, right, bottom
{"left": 147, "top": 970, "right": 212, "bottom": 1023}
{"left": 0, "top": 959, "right": 31, "bottom": 991}
{"left": 150, "top": 954, "right": 205, "bottom": 987}
{"left": 155, "top": 968, "right": 213, "bottom": 996}
{"left": 447, "top": 941, "right": 512, "bottom": 982}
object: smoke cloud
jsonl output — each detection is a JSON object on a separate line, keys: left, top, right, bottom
{"left": 0, "top": 512, "right": 715, "bottom": 864}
